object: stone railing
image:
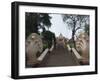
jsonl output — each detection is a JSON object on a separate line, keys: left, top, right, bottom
{"left": 49, "top": 44, "right": 54, "bottom": 52}
{"left": 37, "top": 48, "right": 49, "bottom": 62}
{"left": 71, "top": 48, "right": 89, "bottom": 65}
{"left": 71, "top": 48, "right": 82, "bottom": 60}
{"left": 67, "top": 44, "right": 89, "bottom": 65}
{"left": 26, "top": 33, "right": 55, "bottom": 67}
{"left": 67, "top": 44, "right": 71, "bottom": 51}
{"left": 37, "top": 44, "right": 54, "bottom": 63}
{"left": 67, "top": 44, "right": 82, "bottom": 63}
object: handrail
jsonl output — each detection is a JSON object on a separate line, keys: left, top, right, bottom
{"left": 67, "top": 44, "right": 71, "bottom": 51}
{"left": 49, "top": 44, "right": 54, "bottom": 52}
{"left": 37, "top": 48, "right": 49, "bottom": 61}
{"left": 72, "top": 48, "right": 82, "bottom": 60}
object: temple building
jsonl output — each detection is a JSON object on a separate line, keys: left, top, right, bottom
{"left": 56, "top": 33, "right": 68, "bottom": 47}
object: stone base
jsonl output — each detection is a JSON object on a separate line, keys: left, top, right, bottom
{"left": 79, "top": 59, "right": 89, "bottom": 65}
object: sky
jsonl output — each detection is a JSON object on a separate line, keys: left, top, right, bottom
{"left": 49, "top": 14, "right": 72, "bottom": 39}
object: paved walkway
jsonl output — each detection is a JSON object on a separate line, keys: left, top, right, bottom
{"left": 38, "top": 43, "right": 80, "bottom": 67}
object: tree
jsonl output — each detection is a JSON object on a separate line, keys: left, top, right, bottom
{"left": 38, "top": 13, "right": 52, "bottom": 32}
{"left": 25, "top": 13, "right": 52, "bottom": 39}
{"left": 42, "top": 31, "right": 56, "bottom": 48}
{"left": 25, "top": 13, "right": 39, "bottom": 38}
{"left": 84, "top": 23, "right": 89, "bottom": 36}
{"left": 62, "top": 14, "right": 89, "bottom": 47}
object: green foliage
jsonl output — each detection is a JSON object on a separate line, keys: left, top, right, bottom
{"left": 25, "top": 13, "right": 39, "bottom": 38}
{"left": 43, "top": 43, "right": 48, "bottom": 50}
{"left": 84, "top": 24, "right": 89, "bottom": 36}
{"left": 62, "top": 15, "right": 89, "bottom": 48}
{"left": 68, "top": 39, "right": 75, "bottom": 48}
{"left": 39, "top": 13, "right": 52, "bottom": 30}
{"left": 25, "top": 12, "right": 54, "bottom": 52}
{"left": 42, "top": 31, "right": 56, "bottom": 48}
{"left": 25, "top": 13, "right": 52, "bottom": 39}
{"left": 69, "top": 43, "right": 74, "bottom": 48}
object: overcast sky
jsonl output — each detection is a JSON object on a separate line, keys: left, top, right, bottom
{"left": 49, "top": 14, "right": 72, "bottom": 39}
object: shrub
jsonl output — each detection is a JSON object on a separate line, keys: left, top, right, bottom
{"left": 42, "top": 30, "right": 56, "bottom": 48}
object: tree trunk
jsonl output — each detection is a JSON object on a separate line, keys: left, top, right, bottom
{"left": 72, "top": 30, "right": 76, "bottom": 48}
{"left": 72, "top": 21, "right": 76, "bottom": 48}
